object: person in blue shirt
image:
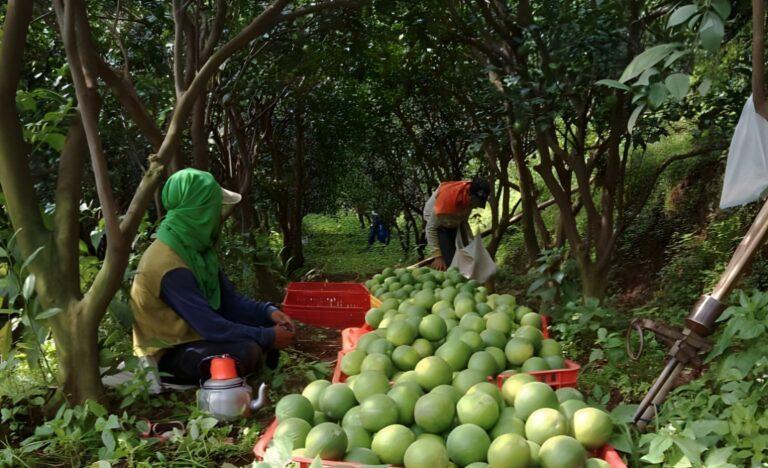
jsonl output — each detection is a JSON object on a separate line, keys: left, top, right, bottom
{"left": 131, "top": 169, "right": 295, "bottom": 384}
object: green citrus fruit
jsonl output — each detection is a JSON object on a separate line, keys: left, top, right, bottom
{"left": 514, "top": 382, "right": 559, "bottom": 420}
{"left": 520, "top": 312, "right": 543, "bottom": 330}
{"left": 468, "top": 351, "right": 498, "bottom": 377}
{"left": 460, "top": 313, "right": 485, "bottom": 333}
{"left": 539, "top": 339, "right": 562, "bottom": 358}
{"left": 361, "top": 353, "right": 395, "bottom": 377}
{"left": 556, "top": 387, "right": 584, "bottom": 403}
{"left": 544, "top": 356, "right": 566, "bottom": 370}
{"left": 414, "top": 393, "right": 455, "bottom": 434}
{"left": 304, "top": 422, "right": 348, "bottom": 460}
{"left": 490, "top": 416, "right": 525, "bottom": 440}
{"left": 388, "top": 384, "right": 421, "bottom": 425}
{"left": 275, "top": 417, "right": 312, "bottom": 450}
{"left": 344, "top": 447, "right": 381, "bottom": 464}
{"left": 431, "top": 384, "right": 462, "bottom": 404}
{"left": 485, "top": 312, "right": 512, "bottom": 334}
{"left": 457, "top": 391, "right": 499, "bottom": 430}
{"left": 585, "top": 458, "right": 611, "bottom": 468}
{"left": 393, "top": 345, "right": 421, "bottom": 371}
{"left": 487, "top": 433, "right": 530, "bottom": 468}
{"left": 572, "top": 407, "right": 613, "bottom": 450}
{"left": 538, "top": 435, "right": 587, "bottom": 468}
{"left": 480, "top": 329, "right": 507, "bottom": 349}
{"left": 404, "top": 437, "right": 450, "bottom": 468}
{"left": 276, "top": 394, "right": 314, "bottom": 424}
{"left": 452, "top": 368, "right": 487, "bottom": 395}
{"left": 514, "top": 326, "right": 544, "bottom": 352}
{"left": 446, "top": 424, "right": 490, "bottom": 466}
{"left": 436, "top": 339, "right": 472, "bottom": 372}
{"left": 505, "top": 338, "right": 534, "bottom": 366}
{"left": 344, "top": 425, "right": 371, "bottom": 450}
{"left": 301, "top": 379, "right": 331, "bottom": 411}
{"left": 521, "top": 357, "right": 550, "bottom": 372}
{"left": 560, "top": 399, "right": 589, "bottom": 423}
{"left": 415, "top": 356, "right": 453, "bottom": 390}
{"left": 351, "top": 370, "right": 390, "bottom": 403}
{"left": 371, "top": 424, "right": 415, "bottom": 465}
{"left": 525, "top": 408, "right": 569, "bottom": 445}
{"left": 387, "top": 320, "right": 418, "bottom": 346}
{"left": 341, "top": 405, "right": 362, "bottom": 428}
{"left": 501, "top": 373, "right": 536, "bottom": 406}
{"left": 360, "top": 393, "right": 399, "bottom": 432}
{"left": 366, "top": 308, "right": 384, "bottom": 328}
{"left": 412, "top": 338, "right": 435, "bottom": 358}
{"left": 341, "top": 349, "right": 366, "bottom": 376}
{"left": 419, "top": 314, "right": 448, "bottom": 341}
{"left": 319, "top": 383, "right": 356, "bottom": 420}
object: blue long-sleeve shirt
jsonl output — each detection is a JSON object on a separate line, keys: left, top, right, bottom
{"left": 159, "top": 268, "right": 277, "bottom": 349}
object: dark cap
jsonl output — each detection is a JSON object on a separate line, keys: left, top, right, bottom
{"left": 470, "top": 178, "right": 491, "bottom": 204}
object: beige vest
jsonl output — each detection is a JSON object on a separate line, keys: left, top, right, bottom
{"left": 130, "top": 239, "right": 202, "bottom": 358}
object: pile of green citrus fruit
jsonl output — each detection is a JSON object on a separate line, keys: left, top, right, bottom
{"left": 264, "top": 267, "right": 617, "bottom": 467}
{"left": 273, "top": 377, "right": 614, "bottom": 467}
{"left": 357, "top": 266, "right": 567, "bottom": 379}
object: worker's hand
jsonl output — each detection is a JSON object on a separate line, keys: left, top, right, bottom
{"left": 273, "top": 325, "right": 295, "bottom": 349}
{"left": 270, "top": 309, "right": 294, "bottom": 332}
{"left": 432, "top": 256, "right": 447, "bottom": 271}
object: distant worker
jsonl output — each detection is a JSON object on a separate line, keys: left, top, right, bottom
{"left": 368, "top": 211, "right": 391, "bottom": 247}
{"left": 423, "top": 177, "right": 491, "bottom": 270}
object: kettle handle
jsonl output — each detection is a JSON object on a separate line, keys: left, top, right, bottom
{"left": 198, "top": 354, "right": 243, "bottom": 385}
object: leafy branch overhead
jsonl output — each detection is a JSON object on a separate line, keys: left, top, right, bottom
{"left": 599, "top": 0, "right": 731, "bottom": 131}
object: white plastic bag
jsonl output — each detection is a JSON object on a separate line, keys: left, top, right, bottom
{"left": 450, "top": 228, "right": 497, "bottom": 282}
{"left": 720, "top": 95, "right": 768, "bottom": 209}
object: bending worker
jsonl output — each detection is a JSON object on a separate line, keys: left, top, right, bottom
{"left": 423, "top": 177, "right": 491, "bottom": 270}
{"left": 130, "top": 168, "right": 294, "bottom": 384}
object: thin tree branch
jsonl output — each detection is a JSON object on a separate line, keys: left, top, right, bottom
{"left": 53, "top": 112, "right": 88, "bottom": 297}
{"left": 61, "top": 0, "right": 123, "bottom": 250}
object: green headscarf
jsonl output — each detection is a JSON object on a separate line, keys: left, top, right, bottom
{"left": 157, "top": 168, "right": 223, "bottom": 309}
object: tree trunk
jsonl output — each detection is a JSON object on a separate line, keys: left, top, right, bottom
{"left": 579, "top": 263, "right": 609, "bottom": 301}
{"left": 51, "top": 302, "right": 104, "bottom": 403}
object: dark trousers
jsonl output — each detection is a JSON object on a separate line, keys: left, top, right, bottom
{"left": 158, "top": 340, "right": 266, "bottom": 385}
{"left": 437, "top": 226, "right": 458, "bottom": 266}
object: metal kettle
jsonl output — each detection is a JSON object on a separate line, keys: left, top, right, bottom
{"left": 197, "top": 355, "right": 268, "bottom": 421}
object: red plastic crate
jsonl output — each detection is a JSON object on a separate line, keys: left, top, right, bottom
{"left": 253, "top": 418, "right": 626, "bottom": 468}
{"left": 341, "top": 327, "right": 369, "bottom": 351}
{"left": 497, "top": 360, "right": 581, "bottom": 390}
{"left": 283, "top": 282, "right": 372, "bottom": 329}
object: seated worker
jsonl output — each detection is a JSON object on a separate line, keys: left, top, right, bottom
{"left": 423, "top": 177, "right": 491, "bottom": 270}
{"left": 130, "top": 168, "right": 294, "bottom": 384}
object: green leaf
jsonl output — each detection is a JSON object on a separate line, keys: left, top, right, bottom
{"left": 673, "top": 437, "right": 705, "bottom": 465}
{"left": 664, "top": 50, "right": 690, "bottom": 68}
{"left": 711, "top": 0, "right": 732, "bottom": 19}
{"left": 705, "top": 447, "right": 736, "bottom": 467}
{"left": 699, "top": 13, "right": 724, "bottom": 52}
{"left": 698, "top": 78, "right": 712, "bottom": 96}
{"left": 620, "top": 44, "right": 676, "bottom": 83}
{"left": 36, "top": 307, "right": 62, "bottom": 320}
{"left": 101, "top": 429, "right": 115, "bottom": 453}
{"left": 22, "top": 274, "right": 36, "bottom": 300}
{"left": 667, "top": 4, "right": 699, "bottom": 28}
{"left": 628, "top": 104, "right": 645, "bottom": 133}
{"left": 610, "top": 404, "right": 640, "bottom": 424}
{"left": 21, "top": 246, "right": 45, "bottom": 272}
{"left": 596, "top": 79, "right": 630, "bottom": 91}
{"left": 665, "top": 73, "right": 690, "bottom": 100}
{"left": 42, "top": 133, "right": 66, "bottom": 152}
{"left": 0, "top": 247, "right": 7, "bottom": 258}
{"left": 104, "top": 414, "right": 121, "bottom": 430}
{"left": 648, "top": 83, "right": 668, "bottom": 109}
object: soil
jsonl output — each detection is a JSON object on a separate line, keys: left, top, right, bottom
{"left": 292, "top": 321, "right": 343, "bottom": 361}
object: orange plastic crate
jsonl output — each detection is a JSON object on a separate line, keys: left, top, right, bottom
{"left": 253, "top": 418, "right": 626, "bottom": 467}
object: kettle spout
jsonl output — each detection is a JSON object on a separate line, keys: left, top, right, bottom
{"left": 249, "top": 382, "right": 269, "bottom": 411}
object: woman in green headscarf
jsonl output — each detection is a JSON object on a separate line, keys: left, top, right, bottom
{"left": 130, "top": 168, "right": 294, "bottom": 384}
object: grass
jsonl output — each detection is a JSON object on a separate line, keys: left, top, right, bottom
{"left": 298, "top": 212, "right": 417, "bottom": 281}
